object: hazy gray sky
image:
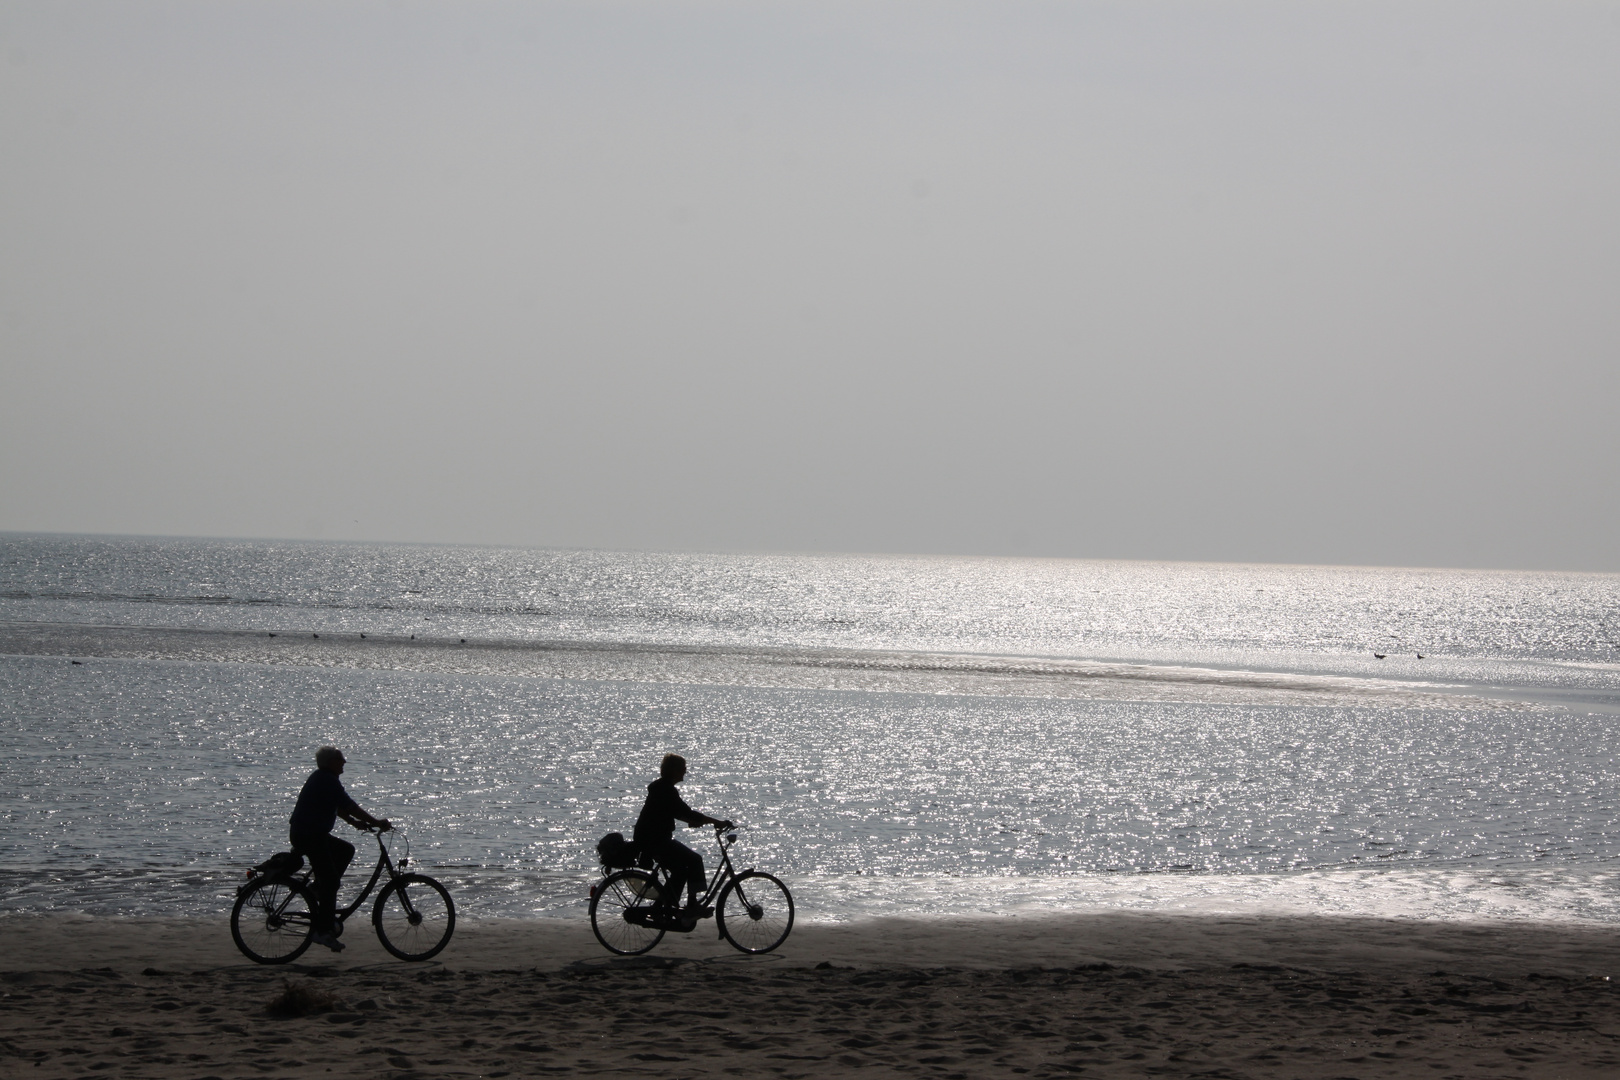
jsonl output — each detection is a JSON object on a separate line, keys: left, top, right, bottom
{"left": 3, "top": 1, "right": 1617, "bottom": 570}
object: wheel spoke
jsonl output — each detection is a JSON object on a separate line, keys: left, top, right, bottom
{"left": 374, "top": 875, "right": 455, "bottom": 961}
{"left": 719, "top": 872, "right": 794, "bottom": 954}
{"left": 231, "top": 879, "right": 314, "bottom": 964}
{"left": 591, "top": 870, "right": 666, "bottom": 955}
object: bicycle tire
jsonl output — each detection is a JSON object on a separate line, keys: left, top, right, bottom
{"left": 372, "top": 873, "right": 456, "bottom": 961}
{"left": 717, "top": 871, "right": 794, "bottom": 954}
{"left": 231, "top": 877, "right": 315, "bottom": 964}
{"left": 590, "top": 869, "right": 667, "bottom": 955}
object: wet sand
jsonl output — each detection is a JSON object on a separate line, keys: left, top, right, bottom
{"left": 3, "top": 912, "right": 1618, "bottom": 1077}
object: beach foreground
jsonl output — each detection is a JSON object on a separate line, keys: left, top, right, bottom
{"left": 3, "top": 913, "right": 1618, "bottom": 1078}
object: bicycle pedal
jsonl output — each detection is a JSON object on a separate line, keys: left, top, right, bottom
{"left": 632, "top": 908, "right": 697, "bottom": 932}
{"left": 625, "top": 908, "right": 668, "bottom": 929}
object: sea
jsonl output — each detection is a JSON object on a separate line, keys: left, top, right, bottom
{"left": 3, "top": 533, "right": 1618, "bottom": 926}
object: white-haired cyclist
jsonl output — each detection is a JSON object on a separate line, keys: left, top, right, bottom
{"left": 287, "top": 746, "right": 391, "bottom": 951}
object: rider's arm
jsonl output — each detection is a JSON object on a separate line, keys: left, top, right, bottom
{"left": 332, "top": 781, "right": 390, "bottom": 832}
{"left": 340, "top": 807, "right": 392, "bottom": 832}
{"left": 685, "top": 810, "right": 732, "bottom": 830}
{"left": 670, "top": 790, "right": 727, "bottom": 830}
{"left": 673, "top": 799, "right": 725, "bottom": 835}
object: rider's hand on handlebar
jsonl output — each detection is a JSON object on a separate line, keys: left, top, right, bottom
{"left": 715, "top": 819, "right": 734, "bottom": 832}
{"left": 377, "top": 819, "right": 393, "bottom": 833}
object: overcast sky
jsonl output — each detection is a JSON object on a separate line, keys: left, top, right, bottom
{"left": 2, "top": 1, "right": 1616, "bottom": 570}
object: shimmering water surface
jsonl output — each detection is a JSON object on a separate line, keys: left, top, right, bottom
{"left": 2, "top": 534, "right": 1618, "bottom": 923}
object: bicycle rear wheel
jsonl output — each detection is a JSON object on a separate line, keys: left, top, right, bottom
{"left": 372, "top": 874, "right": 456, "bottom": 961}
{"left": 231, "top": 877, "right": 315, "bottom": 964}
{"left": 590, "top": 870, "right": 666, "bottom": 955}
{"left": 718, "top": 871, "right": 793, "bottom": 954}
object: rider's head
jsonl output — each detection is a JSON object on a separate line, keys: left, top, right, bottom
{"left": 660, "top": 753, "right": 687, "bottom": 783}
{"left": 316, "top": 746, "right": 346, "bottom": 774}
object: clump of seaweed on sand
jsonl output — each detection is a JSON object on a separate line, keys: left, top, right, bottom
{"left": 266, "top": 977, "right": 346, "bottom": 1018}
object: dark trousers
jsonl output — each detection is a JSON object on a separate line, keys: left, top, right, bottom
{"left": 649, "top": 838, "right": 705, "bottom": 909}
{"left": 290, "top": 830, "right": 355, "bottom": 933}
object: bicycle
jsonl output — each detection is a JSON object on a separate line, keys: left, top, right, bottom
{"left": 231, "top": 826, "right": 455, "bottom": 964}
{"left": 589, "top": 823, "right": 793, "bottom": 956}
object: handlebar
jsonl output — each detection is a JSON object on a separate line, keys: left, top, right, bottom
{"left": 366, "top": 822, "right": 410, "bottom": 865}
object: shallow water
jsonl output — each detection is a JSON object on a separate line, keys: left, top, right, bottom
{"left": 2, "top": 534, "right": 1618, "bottom": 923}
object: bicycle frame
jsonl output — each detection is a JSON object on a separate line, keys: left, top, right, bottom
{"left": 700, "top": 827, "right": 744, "bottom": 905}
{"left": 235, "top": 825, "right": 457, "bottom": 964}
{"left": 269, "top": 829, "right": 408, "bottom": 925}
{"left": 647, "top": 825, "right": 747, "bottom": 931}
{"left": 590, "top": 822, "right": 792, "bottom": 955}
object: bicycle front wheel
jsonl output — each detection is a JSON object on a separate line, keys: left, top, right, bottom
{"left": 372, "top": 874, "right": 456, "bottom": 961}
{"left": 590, "top": 869, "right": 666, "bottom": 955}
{"left": 231, "top": 877, "right": 315, "bottom": 964}
{"left": 718, "top": 871, "right": 794, "bottom": 954}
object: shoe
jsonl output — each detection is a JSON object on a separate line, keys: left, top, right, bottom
{"left": 684, "top": 904, "right": 714, "bottom": 920}
{"left": 311, "top": 930, "right": 345, "bottom": 952}
{"left": 641, "top": 905, "right": 679, "bottom": 929}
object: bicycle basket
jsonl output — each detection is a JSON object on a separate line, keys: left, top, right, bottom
{"left": 249, "top": 851, "right": 305, "bottom": 881}
{"left": 595, "top": 832, "right": 639, "bottom": 870}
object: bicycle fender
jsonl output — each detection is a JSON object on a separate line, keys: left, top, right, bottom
{"left": 371, "top": 872, "right": 428, "bottom": 925}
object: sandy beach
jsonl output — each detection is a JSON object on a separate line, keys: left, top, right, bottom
{"left": 3, "top": 912, "right": 1618, "bottom": 1078}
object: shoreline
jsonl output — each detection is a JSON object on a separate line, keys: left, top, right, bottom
{"left": 4, "top": 913, "right": 1618, "bottom": 1078}
{"left": 5, "top": 910, "right": 1620, "bottom": 977}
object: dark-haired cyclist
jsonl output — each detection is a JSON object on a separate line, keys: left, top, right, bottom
{"left": 632, "top": 754, "right": 730, "bottom": 922}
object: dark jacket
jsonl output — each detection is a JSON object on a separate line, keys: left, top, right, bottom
{"left": 289, "top": 769, "right": 360, "bottom": 837}
{"left": 633, "top": 778, "right": 705, "bottom": 846}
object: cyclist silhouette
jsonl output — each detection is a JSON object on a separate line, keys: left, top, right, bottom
{"left": 288, "top": 746, "right": 391, "bottom": 952}
{"left": 633, "top": 754, "right": 730, "bottom": 920}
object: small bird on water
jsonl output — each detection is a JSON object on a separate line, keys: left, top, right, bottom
{"left": 1373, "top": 652, "right": 1386, "bottom": 659}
